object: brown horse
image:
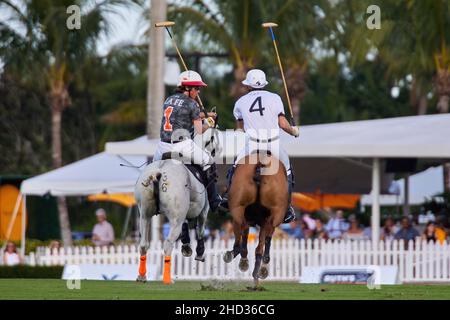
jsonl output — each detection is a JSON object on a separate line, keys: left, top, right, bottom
{"left": 223, "top": 151, "right": 288, "bottom": 286}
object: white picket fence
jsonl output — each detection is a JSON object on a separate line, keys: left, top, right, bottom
{"left": 28, "top": 238, "right": 450, "bottom": 283}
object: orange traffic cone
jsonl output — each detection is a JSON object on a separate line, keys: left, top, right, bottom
{"left": 139, "top": 255, "right": 147, "bottom": 277}
{"left": 163, "top": 256, "right": 172, "bottom": 284}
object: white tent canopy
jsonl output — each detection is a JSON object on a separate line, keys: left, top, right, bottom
{"left": 20, "top": 152, "right": 146, "bottom": 196}
{"left": 361, "top": 165, "right": 444, "bottom": 206}
{"left": 106, "top": 114, "right": 450, "bottom": 159}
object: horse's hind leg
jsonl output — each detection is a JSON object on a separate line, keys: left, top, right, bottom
{"left": 137, "top": 204, "right": 153, "bottom": 282}
{"left": 162, "top": 219, "right": 184, "bottom": 284}
{"left": 257, "top": 216, "right": 277, "bottom": 281}
{"left": 238, "top": 226, "right": 250, "bottom": 272}
{"left": 194, "top": 206, "right": 208, "bottom": 262}
{"left": 181, "top": 221, "right": 192, "bottom": 257}
{"left": 259, "top": 236, "right": 272, "bottom": 280}
{"left": 252, "top": 220, "right": 275, "bottom": 286}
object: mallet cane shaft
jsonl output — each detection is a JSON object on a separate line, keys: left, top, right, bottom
{"left": 155, "top": 21, "right": 205, "bottom": 110}
{"left": 262, "top": 22, "right": 296, "bottom": 126}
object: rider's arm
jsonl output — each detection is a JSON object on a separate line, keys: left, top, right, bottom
{"left": 193, "top": 119, "right": 210, "bottom": 134}
{"left": 235, "top": 119, "right": 244, "bottom": 131}
{"left": 278, "top": 115, "right": 299, "bottom": 137}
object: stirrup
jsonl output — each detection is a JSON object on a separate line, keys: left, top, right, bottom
{"left": 217, "top": 197, "right": 229, "bottom": 214}
{"left": 283, "top": 206, "right": 296, "bottom": 224}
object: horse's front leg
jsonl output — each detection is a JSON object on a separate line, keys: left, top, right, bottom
{"left": 223, "top": 205, "right": 245, "bottom": 263}
{"left": 238, "top": 226, "right": 250, "bottom": 272}
{"left": 252, "top": 222, "right": 267, "bottom": 286}
{"left": 180, "top": 221, "right": 192, "bottom": 257}
{"left": 194, "top": 204, "right": 208, "bottom": 262}
{"left": 256, "top": 217, "right": 277, "bottom": 282}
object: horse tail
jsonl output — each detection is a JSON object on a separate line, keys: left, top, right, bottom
{"left": 153, "top": 172, "right": 162, "bottom": 214}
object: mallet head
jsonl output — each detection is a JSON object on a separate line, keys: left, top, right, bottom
{"left": 155, "top": 21, "right": 175, "bottom": 28}
{"left": 262, "top": 22, "right": 278, "bottom": 28}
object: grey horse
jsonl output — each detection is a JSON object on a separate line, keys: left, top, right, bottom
{"left": 135, "top": 128, "right": 220, "bottom": 284}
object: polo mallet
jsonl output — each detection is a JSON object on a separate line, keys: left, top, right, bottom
{"left": 155, "top": 21, "right": 205, "bottom": 111}
{"left": 262, "top": 22, "right": 296, "bottom": 126}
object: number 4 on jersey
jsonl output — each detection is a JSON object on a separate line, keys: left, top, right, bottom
{"left": 249, "top": 96, "right": 265, "bottom": 116}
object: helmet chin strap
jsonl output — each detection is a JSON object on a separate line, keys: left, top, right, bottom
{"left": 184, "top": 87, "right": 207, "bottom": 116}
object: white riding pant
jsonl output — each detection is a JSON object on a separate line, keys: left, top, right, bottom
{"left": 234, "top": 135, "right": 291, "bottom": 175}
{"left": 153, "top": 139, "right": 213, "bottom": 170}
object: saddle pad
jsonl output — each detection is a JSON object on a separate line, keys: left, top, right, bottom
{"left": 184, "top": 164, "right": 206, "bottom": 185}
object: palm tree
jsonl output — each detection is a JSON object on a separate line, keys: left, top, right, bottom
{"left": 148, "top": 0, "right": 167, "bottom": 139}
{"left": 341, "top": 0, "right": 450, "bottom": 190}
{"left": 342, "top": 0, "right": 450, "bottom": 114}
{"left": 168, "top": 0, "right": 329, "bottom": 117}
{"left": 0, "top": 0, "right": 141, "bottom": 246}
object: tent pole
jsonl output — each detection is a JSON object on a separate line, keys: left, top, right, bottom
{"left": 371, "top": 158, "right": 380, "bottom": 248}
{"left": 2, "top": 193, "right": 22, "bottom": 251}
{"left": 403, "top": 174, "right": 410, "bottom": 217}
{"left": 20, "top": 195, "right": 26, "bottom": 258}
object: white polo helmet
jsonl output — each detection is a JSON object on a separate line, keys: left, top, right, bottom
{"left": 242, "top": 69, "right": 268, "bottom": 88}
{"left": 177, "top": 70, "right": 207, "bottom": 87}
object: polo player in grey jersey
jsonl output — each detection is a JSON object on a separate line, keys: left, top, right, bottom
{"left": 153, "top": 70, "right": 222, "bottom": 213}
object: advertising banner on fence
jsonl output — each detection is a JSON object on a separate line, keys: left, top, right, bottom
{"left": 300, "top": 265, "right": 400, "bottom": 285}
{"left": 62, "top": 264, "right": 157, "bottom": 281}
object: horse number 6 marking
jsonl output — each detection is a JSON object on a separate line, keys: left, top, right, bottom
{"left": 164, "top": 106, "right": 174, "bottom": 131}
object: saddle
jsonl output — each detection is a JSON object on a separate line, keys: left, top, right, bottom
{"left": 161, "top": 152, "right": 206, "bottom": 185}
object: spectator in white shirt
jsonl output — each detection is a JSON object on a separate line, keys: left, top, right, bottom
{"left": 342, "top": 215, "right": 367, "bottom": 241}
{"left": 3, "top": 242, "right": 22, "bottom": 266}
{"left": 91, "top": 208, "right": 115, "bottom": 246}
{"left": 325, "top": 210, "right": 349, "bottom": 239}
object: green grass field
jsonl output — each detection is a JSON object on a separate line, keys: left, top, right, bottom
{"left": 0, "top": 279, "right": 450, "bottom": 300}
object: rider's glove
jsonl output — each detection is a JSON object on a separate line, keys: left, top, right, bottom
{"left": 205, "top": 117, "right": 216, "bottom": 128}
{"left": 292, "top": 126, "right": 300, "bottom": 138}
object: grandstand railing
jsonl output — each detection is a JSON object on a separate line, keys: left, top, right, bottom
{"left": 28, "top": 238, "right": 450, "bottom": 283}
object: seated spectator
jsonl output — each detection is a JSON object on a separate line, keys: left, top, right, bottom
{"left": 394, "top": 217, "right": 420, "bottom": 242}
{"left": 91, "top": 208, "right": 115, "bottom": 246}
{"left": 342, "top": 215, "right": 367, "bottom": 241}
{"left": 302, "top": 213, "right": 316, "bottom": 230}
{"left": 300, "top": 220, "right": 313, "bottom": 239}
{"left": 3, "top": 242, "right": 22, "bottom": 266}
{"left": 363, "top": 225, "right": 372, "bottom": 240}
{"left": 311, "top": 218, "right": 328, "bottom": 240}
{"left": 325, "top": 209, "right": 349, "bottom": 239}
{"left": 435, "top": 219, "right": 448, "bottom": 245}
{"left": 220, "top": 220, "right": 234, "bottom": 243}
{"left": 421, "top": 221, "right": 438, "bottom": 243}
{"left": 280, "top": 221, "right": 304, "bottom": 240}
{"left": 381, "top": 217, "right": 398, "bottom": 241}
{"left": 273, "top": 227, "right": 289, "bottom": 240}
{"left": 49, "top": 240, "right": 61, "bottom": 254}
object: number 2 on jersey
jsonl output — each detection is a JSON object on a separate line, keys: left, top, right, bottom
{"left": 249, "top": 96, "right": 265, "bottom": 116}
{"left": 163, "top": 106, "right": 173, "bottom": 131}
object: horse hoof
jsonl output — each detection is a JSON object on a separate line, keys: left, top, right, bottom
{"left": 136, "top": 275, "right": 147, "bottom": 283}
{"left": 258, "top": 265, "right": 269, "bottom": 279}
{"left": 223, "top": 251, "right": 233, "bottom": 263}
{"left": 181, "top": 244, "right": 192, "bottom": 257}
{"left": 239, "top": 258, "right": 249, "bottom": 272}
{"left": 195, "top": 254, "right": 205, "bottom": 262}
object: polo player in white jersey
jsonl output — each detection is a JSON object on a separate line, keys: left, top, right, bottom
{"left": 220, "top": 69, "right": 299, "bottom": 223}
